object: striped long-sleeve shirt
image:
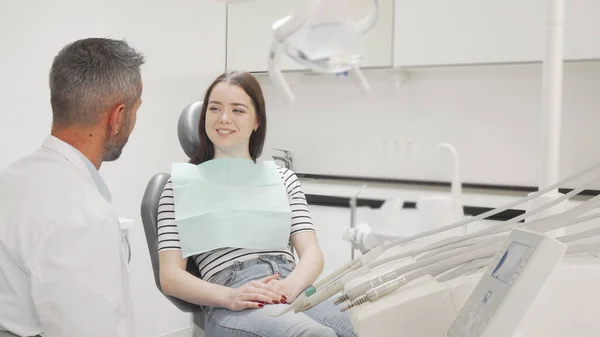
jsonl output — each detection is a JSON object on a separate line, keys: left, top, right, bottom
{"left": 157, "top": 166, "right": 315, "bottom": 281}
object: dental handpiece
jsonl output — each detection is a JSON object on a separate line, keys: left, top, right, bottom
{"left": 334, "top": 269, "right": 400, "bottom": 305}
{"left": 269, "top": 266, "right": 369, "bottom": 317}
{"left": 269, "top": 287, "right": 313, "bottom": 317}
{"left": 340, "top": 276, "right": 408, "bottom": 312}
{"left": 313, "top": 246, "right": 384, "bottom": 291}
{"left": 339, "top": 243, "right": 501, "bottom": 311}
{"left": 270, "top": 259, "right": 368, "bottom": 317}
{"left": 294, "top": 266, "right": 371, "bottom": 314}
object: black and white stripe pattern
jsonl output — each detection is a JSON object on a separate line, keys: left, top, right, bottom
{"left": 157, "top": 166, "right": 315, "bottom": 280}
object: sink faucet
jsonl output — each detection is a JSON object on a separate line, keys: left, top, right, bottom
{"left": 272, "top": 148, "right": 294, "bottom": 171}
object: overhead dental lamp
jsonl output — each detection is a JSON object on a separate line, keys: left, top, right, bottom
{"left": 268, "top": 0, "right": 381, "bottom": 104}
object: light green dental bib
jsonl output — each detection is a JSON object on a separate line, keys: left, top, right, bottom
{"left": 170, "top": 157, "right": 293, "bottom": 258}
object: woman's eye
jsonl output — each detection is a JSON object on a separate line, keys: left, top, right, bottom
{"left": 233, "top": 109, "right": 245, "bottom": 113}
{"left": 209, "top": 106, "right": 219, "bottom": 112}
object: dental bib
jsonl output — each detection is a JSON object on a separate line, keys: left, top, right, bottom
{"left": 170, "top": 157, "right": 293, "bottom": 258}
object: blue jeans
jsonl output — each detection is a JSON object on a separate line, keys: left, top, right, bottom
{"left": 204, "top": 255, "right": 358, "bottom": 337}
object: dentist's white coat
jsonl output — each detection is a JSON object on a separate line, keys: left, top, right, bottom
{"left": 0, "top": 136, "right": 135, "bottom": 337}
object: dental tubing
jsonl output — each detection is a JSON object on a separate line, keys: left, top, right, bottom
{"left": 275, "top": 161, "right": 600, "bottom": 317}
{"left": 340, "top": 244, "right": 500, "bottom": 311}
{"left": 337, "top": 199, "right": 600, "bottom": 306}
{"left": 370, "top": 175, "right": 595, "bottom": 270}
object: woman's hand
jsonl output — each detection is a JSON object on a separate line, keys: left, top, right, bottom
{"left": 225, "top": 274, "right": 286, "bottom": 311}
{"left": 266, "top": 278, "right": 302, "bottom": 303}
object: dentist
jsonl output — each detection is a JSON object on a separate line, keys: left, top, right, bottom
{"left": 0, "top": 38, "right": 145, "bottom": 337}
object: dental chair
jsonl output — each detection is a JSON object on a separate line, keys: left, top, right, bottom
{"left": 140, "top": 101, "right": 205, "bottom": 337}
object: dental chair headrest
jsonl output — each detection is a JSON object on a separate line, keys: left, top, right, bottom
{"left": 177, "top": 101, "right": 203, "bottom": 159}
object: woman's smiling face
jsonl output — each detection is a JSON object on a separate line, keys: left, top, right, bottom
{"left": 205, "top": 82, "right": 260, "bottom": 159}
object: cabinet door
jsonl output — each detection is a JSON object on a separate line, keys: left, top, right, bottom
{"left": 226, "top": 0, "right": 394, "bottom": 72}
{"left": 565, "top": 0, "right": 600, "bottom": 60}
{"left": 393, "top": 0, "right": 546, "bottom": 67}
{"left": 226, "top": 0, "right": 303, "bottom": 72}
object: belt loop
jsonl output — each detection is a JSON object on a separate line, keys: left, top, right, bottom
{"left": 259, "top": 256, "right": 280, "bottom": 275}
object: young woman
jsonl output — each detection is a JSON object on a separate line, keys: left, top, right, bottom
{"left": 157, "top": 71, "right": 357, "bottom": 337}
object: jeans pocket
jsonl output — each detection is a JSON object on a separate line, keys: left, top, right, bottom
{"left": 276, "top": 256, "right": 295, "bottom": 277}
{"left": 209, "top": 267, "right": 236, "bottom": 288}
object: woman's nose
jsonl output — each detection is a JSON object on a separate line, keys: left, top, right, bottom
{"left": 219, "top": 110, "right": 231, "bottom": 122}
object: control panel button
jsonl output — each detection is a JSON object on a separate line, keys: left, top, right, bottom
{"left": 482, "top": 291, "right": 493, "bottom": 304}
{"left": 525, "top": 248, "right": 535, "bottom": 259}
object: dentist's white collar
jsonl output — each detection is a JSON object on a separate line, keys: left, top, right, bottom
{"left": 42, "top": 135, "right": 112, "bottom": 203}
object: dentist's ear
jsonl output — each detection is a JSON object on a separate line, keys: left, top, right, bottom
{"left": 107, "top": 103, "right": 127, "bottom": 136}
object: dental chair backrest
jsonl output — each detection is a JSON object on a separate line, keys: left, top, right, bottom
{"left": 140, "top": 102, "right": 205, "bottom": 321}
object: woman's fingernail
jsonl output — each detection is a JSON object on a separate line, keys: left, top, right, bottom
{"left": 282, "top": 295, "right": 287, "bottom": 301}
{"left": 273, "top": 300, "right": 279, "bottom": 304}
{"left": 281, "top": 299, "right": 287, "bottom": 304}
{"left": 258, "top": 303, "right": 264, "bottom": 308}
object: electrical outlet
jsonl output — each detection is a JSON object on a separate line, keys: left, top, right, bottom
{"left": 392, "top": 141, "right": 400, "bottom": 157}
{"left": 405, "top": 141, "right": 413, "bottom": 158}
{"left": 380, "top": 140, "right": 417, "bottom": 159}
{"left": 381, "top": 140, "right": 415, "bottom": 159}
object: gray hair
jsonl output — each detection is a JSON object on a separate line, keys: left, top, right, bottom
{"left": 49, "top": 38, "right": 146, "bottom": 128}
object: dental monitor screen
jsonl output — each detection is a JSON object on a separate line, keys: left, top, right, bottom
{"left": 447, "top": 228, "right": 566, "bottom": 337}
{"left": 491, "top": 242, "right": 530, "bottom": 285}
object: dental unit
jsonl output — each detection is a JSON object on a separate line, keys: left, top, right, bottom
{"left": 271, "top": 158, "right": 600, "bottom": 317}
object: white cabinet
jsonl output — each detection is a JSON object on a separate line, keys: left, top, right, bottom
{"left": 226, "top": 0, "right": 301, "bottom": 72}
{"left": 564, "top": 0, "right": 600, "bottom": 60}
{"left": 393, "top": 0, "right": 600, "bottom": 67}
{"left": 226, "top": 0, "right": 394, "bottom": 72}
{"left": 393, "top": 0, "right": 546, "bottom": 67}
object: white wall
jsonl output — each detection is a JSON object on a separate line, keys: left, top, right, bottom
{"left": 0, "top": 1, "right": 226, "bottom": 336}
{"left": 259, "top": 61, "right": 600, "bottom": 190}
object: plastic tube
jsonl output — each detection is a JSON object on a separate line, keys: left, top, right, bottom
{"left": 424, "top": 208, "right": 600, "bottom": 262}
{"left": 372, "top": 182, "right": 591, "bottom": 270}
{"left": 341, "top": 244, "right": 499, "bottom": 311}
{"left": 390, "top": 241, "right": 502, "bottom": 281}
{"left": 381, "top": 160, "right": 600, "bottom": 251}
{"left": 417, "top": 234, "right": 505, "bottom": 261}
{"left": 558, "top": 226, "right": 600, "bottom": 244}
{"left": 527, "top": 211, "right": 600, "bottom": 233}
{"left": 349, "top": 185, "right": 367, "bottom": 259}
{"left": 337, "top": 242, "right": 499, "bottom": 305}
{"left": 334, "top": 268, "right": 401, "bottom": 305}
{"left": 314, "top": 245, "right": 384, "bottom": 290}
{"left": 540, "top": 0, "right": 565, "bottom": 189}
{"left": 346, "top": 196, "right": 600, "bottom": 304}
{"left": 566, "top": 243, "right": 600, "bottom": 255}
{"left": 436, "top": 258, "right": 492, "bottom": 282}
{"left": 314, "top": 161, "right": 600, "bottom": 310}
